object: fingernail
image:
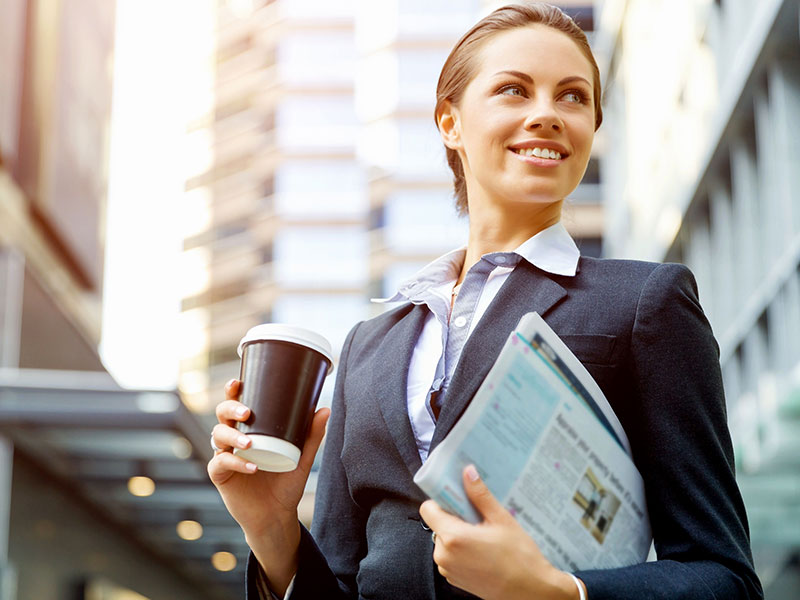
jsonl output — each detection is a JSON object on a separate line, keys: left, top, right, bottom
{"left": 235, "top": 406, "right": 248, "bottom": 418}
{"left": 246, "top": 462, "right": 258, "bottom": 472}
{"left": 465, "top": 464, "right": 480, "bottom": 482}
{"left": 226, "top": 378, "right": 237, "bottom": 389}
{"left": 237, "top": 435, "right": 249, "bottom": 448}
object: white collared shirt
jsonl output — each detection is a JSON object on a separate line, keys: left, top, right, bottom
{"left": 372, "top": 221, "right": 580, "bottom": 462}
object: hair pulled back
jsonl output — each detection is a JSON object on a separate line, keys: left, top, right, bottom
{"left": 435, "top": 2, "right": 603, "bottom": 214}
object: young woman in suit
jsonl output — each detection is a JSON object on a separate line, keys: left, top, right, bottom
{"left": 209, "top": 3, "right": 763, "bottom": 599}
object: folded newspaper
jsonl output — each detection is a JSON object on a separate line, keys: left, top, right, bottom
{"left": 413, "top": 312, "right": 652, "bottom": 571}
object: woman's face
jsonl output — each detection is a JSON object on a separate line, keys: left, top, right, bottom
{"left": 441, "top": 25, "right": 596, "bottom": 215}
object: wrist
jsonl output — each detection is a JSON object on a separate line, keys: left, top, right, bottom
{"left": 550, "top": 569, "right": 586, "bottom": 600}
{"left": 245, "top": 518, "right": 301, "bottom": 596}
{"left": 244, "top": 509, "right": 299, "bottom": 544}
{"left": 565, "top": 573, "right": 587, "bottom": 600}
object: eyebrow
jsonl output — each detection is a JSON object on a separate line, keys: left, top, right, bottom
{"left": 493, "top": 70, "right": 591, "bottom": 88}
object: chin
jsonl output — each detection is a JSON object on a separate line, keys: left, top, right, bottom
{"left": 508, "top": 191, "right": 565, "bottom": 205}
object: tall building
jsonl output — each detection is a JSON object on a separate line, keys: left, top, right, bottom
{"left": 0, "top": 1, "right": 248, "bottom": 597}
{"left": 595, "top": 0, "right": 800, "bottom": 595}
{"left": 179, "top": 0, "right": 369, "bottom": 421}
{"left": 182, "top": 0, "right": 602, "bottom": 411}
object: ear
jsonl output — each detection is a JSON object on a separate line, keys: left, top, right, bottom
{"left": 436, "top": 100, "right": 462, "bottom": 150}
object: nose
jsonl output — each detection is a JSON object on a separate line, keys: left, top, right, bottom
{"left": 523, "top": 99, "right": 564, "bottom": 132}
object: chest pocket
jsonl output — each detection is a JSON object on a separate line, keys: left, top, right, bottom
{"left": 559, "top": 333, "right": 619, "bottom": 367}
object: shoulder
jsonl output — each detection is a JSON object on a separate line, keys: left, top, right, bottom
{"left": 551, "top": 258, "right": 704, "bottom": 338}
{"left": 576, "top": 255, "right": 692, "bottom": 280}
{"left": 575, "top": 257, "right": 698, "bottom": 300}
{"left": 341, "top": 302, "right": 417, "bottom": 357}
{"left": 354, "top": 302, "right": 416, "bottom": 336}
{"left": 576, "top": 259, "right": 715, "bottom": 351}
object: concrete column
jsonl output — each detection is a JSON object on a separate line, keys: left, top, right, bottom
{"left": 0, "top": 437, "right": 13, "bottom": 600}
{"left": 0, "top": 248, "right": 24, "bottom": 369}
{"left": 0, "top": 248, "right": 21, "bottom": 599}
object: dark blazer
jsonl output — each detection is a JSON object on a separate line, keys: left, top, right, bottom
{"left": 246, "top": 257, "right": 763, "bottom": 599}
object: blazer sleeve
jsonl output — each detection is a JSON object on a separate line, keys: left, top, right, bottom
{"left": 575, "top": 263, "right": 763, "bottom": 599}
{"left": 245, "top": 322, "right": 366, "bottom": 600}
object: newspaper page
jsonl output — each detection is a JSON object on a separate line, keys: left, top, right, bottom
{"left": 414, "top": 313, "right": 652, "bottom": 571}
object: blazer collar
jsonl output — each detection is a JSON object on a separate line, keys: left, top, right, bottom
{"left": 430, "top": 262, "right": 568, "bottom": 449}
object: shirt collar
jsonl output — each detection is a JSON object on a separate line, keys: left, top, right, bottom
{"left": 513, "top": 220, "right": 580, "bottom": 277}
{"left": 373, "top": 221, "right": 579, "bottom": 304}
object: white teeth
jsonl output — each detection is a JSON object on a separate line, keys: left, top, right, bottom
{"left": 516, "top": 147, "right": 562, "bottom": 160}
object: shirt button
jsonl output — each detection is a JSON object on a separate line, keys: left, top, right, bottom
{"left": 495, "top": 255, "right": 507, "bottom": 264}
{"left": 453, "top": 316, "right": 467, "bottom": 328}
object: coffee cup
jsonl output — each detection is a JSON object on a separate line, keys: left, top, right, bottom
{"left": 233, "top": 324, "right": 333, "bottom": 472}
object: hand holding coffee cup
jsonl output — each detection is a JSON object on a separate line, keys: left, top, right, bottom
{"left": 233, "top": 324, "right": 333, "bottom": 472}
{"left": 208, "top": 379, "right": 330, "bottom": 594}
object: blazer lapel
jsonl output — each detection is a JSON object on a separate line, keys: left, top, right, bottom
{"left": 430, "top": 263, "right": 568, "bottom": 449}
{"left": 371, "top": 303, "right": 428, "bottom": 475}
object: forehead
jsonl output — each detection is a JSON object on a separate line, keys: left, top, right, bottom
{"left": 472, "top": 24, "right": 593, "bottom": 82}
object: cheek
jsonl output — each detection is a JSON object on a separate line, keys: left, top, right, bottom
{"left": 568, "top": 133, "right": 594, "bottom": 167}
{"left": 461, "top": 123, "right": 508, "bottom": 165}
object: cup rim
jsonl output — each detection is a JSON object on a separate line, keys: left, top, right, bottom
{"left": 237, "top": 323, "right": 333, "bottom": 371}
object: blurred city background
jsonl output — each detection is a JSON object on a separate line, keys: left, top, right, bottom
{"left": 0, "top": 0, "right": 797, "bottom": 598}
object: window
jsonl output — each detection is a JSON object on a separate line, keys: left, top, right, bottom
{"left": 277, "top": 32, "right": 356, "bottom": 86}
{"left": 275, "top": 95, "right": 358, "bottom": 150}
{"left": 396, "top": 0, "right": 482, "bottom": 38}
{"left": 383, "top": 190, "right": 467, "bottom": 252}
{"left": 271, "top": 293, "right": 368, "bottom": 355}
{"left": 274, "top": 161, "right": 367, "bottom": 218}
{"left": 396, "top": 117, "right": 449, "bottom": 176}
{"left": 279, "top": 0, "right": 356, "bottom": 21}
{"left": 397, "top": 48, "right": 450, "bottom": 107}
{"left": 273, "top": 226, "right": 368, "bottom": 287}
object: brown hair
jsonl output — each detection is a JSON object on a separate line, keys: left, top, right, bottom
{"left": 435, "top": 2, "right": 603, "bottom": 214}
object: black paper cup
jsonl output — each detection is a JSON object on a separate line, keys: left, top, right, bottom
{"left": 233, "top": 324, "right": 333, "bottom": 472}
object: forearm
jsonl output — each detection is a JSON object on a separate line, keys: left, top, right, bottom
{"left": 245, "top": 517, "right": 301, "bottom": 597}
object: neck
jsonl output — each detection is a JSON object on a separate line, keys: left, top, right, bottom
{"left": 456, "top": 199, "right": 563, "bottom": 285}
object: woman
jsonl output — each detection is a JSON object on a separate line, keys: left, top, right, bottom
{"left": 209, "top": 3, "right": 763, "bottom": 599}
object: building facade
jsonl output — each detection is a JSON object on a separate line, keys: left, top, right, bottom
{"left": 596, "top": 0, "right": 800, "bottom": 595}
{"left": 0, "top": 1, "right": 247, "bottom": 598}
{"left": 181, "top": 0, "right": 601, "bottom": 412}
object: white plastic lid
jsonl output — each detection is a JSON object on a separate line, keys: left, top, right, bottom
{"left": 237, "top": 323, "right": 333, "bottom": 373}
{"left": 234, "top": 435, "right": 302, "bottom": 472}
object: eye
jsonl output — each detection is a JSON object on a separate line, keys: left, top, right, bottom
{"left": 562, "top": 90, "right": 589, "bottom": 104}
{"left": 498, "top": 84, "right": 526, "bottom": 97}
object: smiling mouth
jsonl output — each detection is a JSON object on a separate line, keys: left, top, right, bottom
{"left": 511, "top": 147, "right": 564, "bottom": 160}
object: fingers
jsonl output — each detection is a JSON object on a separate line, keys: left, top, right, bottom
{"left": 215, "top": 398, "right": 250, "bottom": 427}
{"left": 225, "top": 378, "right": 241, "bottom": 400}
{"left": 207, "top": 448, "right": 258, "bottom": 485}
{"left": 296, "top": 407, "right": 331, "bottom": 474}
{"left": 212, "top": 422, "right": 251, "bottom": 453}
{"left": 462, "top": 464, "right": 508, "bottom": 523}
{"left": 419, "top": 499, "right": 463, "bottom": 538}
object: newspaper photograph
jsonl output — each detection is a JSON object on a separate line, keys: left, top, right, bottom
{"left": 414, "top": 312, "right": 652, "bottom": 571}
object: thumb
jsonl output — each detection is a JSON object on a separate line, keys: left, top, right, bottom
{"left": 462, "top": 464, "right": 508, "bottom": 523}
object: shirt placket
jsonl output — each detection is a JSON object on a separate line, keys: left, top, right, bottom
{"left": 429, "top": 252, "right": 519, "bottom": 420}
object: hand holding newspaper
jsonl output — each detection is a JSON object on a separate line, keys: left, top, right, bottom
{"left": 414, "top": 312, "right": 652, "bottom": 572}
